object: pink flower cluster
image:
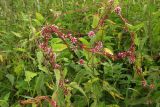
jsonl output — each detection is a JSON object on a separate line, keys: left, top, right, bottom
{"left": 117, "top": 51, "right": 128, "bottom": 58}
{"left": 39, "top": 43, "right": 53, "bottom": 55}
{"left": 61, "top": 33, "right": 77, "bottom": 44}
{"left": 39, "top": 25, "right": 62, "bottom": 69}
{"left": 41, "top": 25, "right": 59, "bottom": 40}
{"left": 141, "top": 80, "right": 147, "bottom": 87}
{"left": 108, "top": 0, "right": 114, "bottom": 4}
{"left": 129, "top": 54, "right": 135, "bottom": 64}
{"left": 88, "top": 31, "right": 95, "bottom": 37}
{"left": 70, "top": 37, "right": 77, "bottom": 44}
{"left": 50, "top": 100, "right": 58, "bottom": 107}
{"left": 150, "top": 84, "right": 155, "bottom": 89}
{"left": 114, "top": 6, "right": 121, "bottom": 15}
{"left": 91, "top": 41, "right": 103, "bottom": 53}
{"left": 79, "top": 59, "right": 84, "bottom": 65}
{"left": 117, "top": 50, "right": 135, "bottom": 64}
{"left": 141, "top": 80, "right": 155, "bottom": 89}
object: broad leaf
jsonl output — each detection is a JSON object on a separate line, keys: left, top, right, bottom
{"left": 25, "top": 71, "right": 37, "bottom": 82}
{"left": 51, "top": 43, "right": 67, "bottom": 52}
{"left": 92, "top": 14, "right": 100, "bottom": 28}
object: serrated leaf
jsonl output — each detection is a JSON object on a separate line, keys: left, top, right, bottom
{"left": 25, "top": 71, "right": 37, "bottom": 82}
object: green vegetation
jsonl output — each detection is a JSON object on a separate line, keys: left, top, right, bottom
{"left": 0, "top": 0, "right": 160, "bottom": 107}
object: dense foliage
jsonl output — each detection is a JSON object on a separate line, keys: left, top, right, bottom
{"left": 0, "top": 0, "right": 160, "bottom": 107}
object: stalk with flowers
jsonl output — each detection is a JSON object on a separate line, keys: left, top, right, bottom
{"left": 20, "top": 0, "right": 156, "bottom": 106}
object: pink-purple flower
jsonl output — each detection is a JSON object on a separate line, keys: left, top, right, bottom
{"left": 95, "top": 41, "right": 103, "bottom": 52}
{"left": 79, "top": 59, "right": 84, "bottom": 65}
{"left": 149, "top": 84, "right": 154, "bottom": 89}
{"left": 70, "top": 37, "right": 77, "bottom": 44}
{"left": 114, "top": 6, "right": 121, "bottom": 15}
{"left": 141, "top": 80, "right": 147, "bottom": 87}
{"left": 108, "top": 0, "right": 114, "bottom": 4}
{"left": 88, "top": 31, "right": 95, "bottom": 37}
{"left": 117, "top": 52, "right": 127, "bottom": 58}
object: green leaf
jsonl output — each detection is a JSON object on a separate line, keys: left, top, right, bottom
{"left": 14, "top": 62, "right": 24, "bottom": 76}
{"left": 126, "top": 23, "right": 144, "bottom": 32}
{"left": 128, "top": 97, "right": 147, "bottom": 105}
{"left": 79, "top": 38, "right": 90, "bottom": 46}
{"left": 36, "top": 12, "right": 44, "bottom": 22}
{"left": 84, "top": 77, "right": 99, "bottom": 92}
{"left": 106, "top": 104, "right": 120, "bottom": 107}
{"left": 0, "top": 93, "right": 10, "bottom": 107}
{"left": 134, "top": 34, "right": 140, "bottom": 47}
{"left": 19, "top": 95, "right": 33, "bottom": 99}
{"left": 65, "top": 91, "right": 72, "bottom": 107}
{"left": 51, "top": 38, "right": 62, "bottom": 43}
{"left": 90, "top": 27, "right": 106, "bottom": 44}
{"left": 36, "top": 51, "right": 44, "bottom": 65}
{"left": 92, "top": 14, "right": 100, "bottom": 28}
{"left": 13, "top": 48, "right": 26, "bottom": 52}
{"left": 3, "top": 93, "right": 10, "bottom": 101}
{"left": 11, "top": 31, "right": 22, "bottom": 38}
{"left": 0, "top": 54, "right": 3, "bottom": 62}
{"left": 69, "top": 82, "right": 87, "bottom": 98}
{"left": 34, "top": 73, "right": 45, "bottom": 95}
{"left": 54, "top": 69, "right": 61, "bottom": 88}
{"left": 133, "top": 23, "right": 144, "bottom": 31}
{"left": 106, "top": 19, "right": 116, "bottom": 25}
{"left": 6, "top": 74, "right": 15, "bottom": 86}
{"left": 73, "top": 96, "right": 88, "bottom": 107}
{"left": 32, "top": 103, "right": 37, "bottom": 107}
{"left": 51, "top": 43, "right": 67, "bottom": 52}
{"left": 25, "top": 71, "right": 37, "bottom": 82}
{"left": 104, "top": 48, "right": 114, "bottom": 55}
{"left": 38, "top": 65, "right": 49, "bottom": 74}
{"left": 103, "top": 81, "right": 124, "bottom": 99}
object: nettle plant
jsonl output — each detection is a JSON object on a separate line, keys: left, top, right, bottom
{"left": 20, "top": 0, "right": 157, "bottom": 107}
